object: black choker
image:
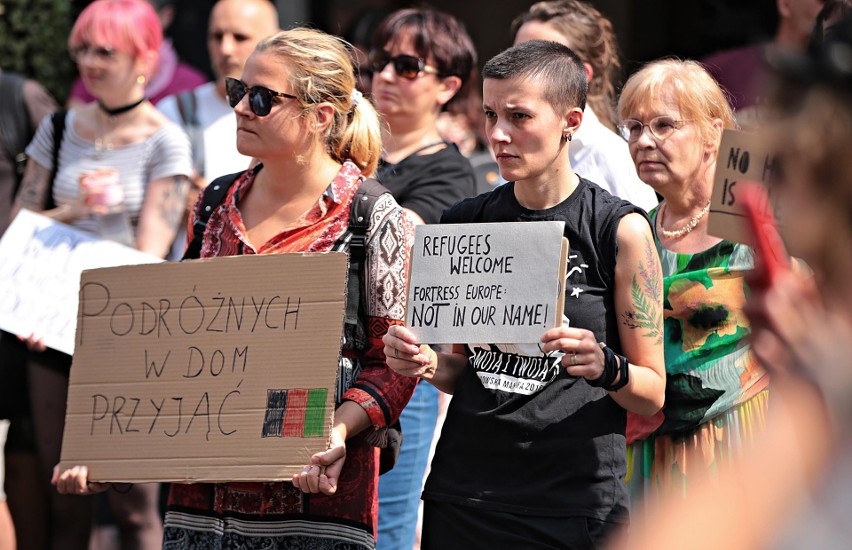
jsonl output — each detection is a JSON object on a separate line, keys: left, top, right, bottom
{"left": 97, "top": 97, "right": 146, "bottom": 117}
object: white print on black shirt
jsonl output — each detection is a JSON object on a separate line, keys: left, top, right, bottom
{"left": 567, "top": 254, "right": 588, "bottom": 299}
{"left": 469, "top": 341, "right": 564, "bottom": 396}
{"left": 470, "top": 254, "right": 590, "bottom": 396}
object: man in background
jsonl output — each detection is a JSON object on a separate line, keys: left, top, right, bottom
{"left": 157, "top": 0, "right": 279, "bottom": 259}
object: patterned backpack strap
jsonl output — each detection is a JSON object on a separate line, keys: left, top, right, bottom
{"left": 336, "top": 177, "right": 391, "bottom": 326}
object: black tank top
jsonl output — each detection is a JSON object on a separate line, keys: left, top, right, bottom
{"left": 422, "top": 178, "right": 645, "bottom": 521}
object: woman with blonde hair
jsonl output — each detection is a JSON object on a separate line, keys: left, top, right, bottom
{"left": 617, "top": 59, "right": 767, "bottom": 506}
{"left": 512, "top": 0, "right": 658, "bottom": 210}
{"left": 54, "top": 26, "right": 417, "bottom": 549}
{"left": 610, "top": 14, "right": 852, "bottom": 549}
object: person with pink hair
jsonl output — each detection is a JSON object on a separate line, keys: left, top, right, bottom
{"left": 13, "top": 1, "right": 192, "bottom": 548}
{"left": 66, "top": 0, "right": 206, "bottom": 108}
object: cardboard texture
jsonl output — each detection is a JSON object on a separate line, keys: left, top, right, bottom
{"left": 0, "top": 209, "right": 161, "bottom": 354}
{"left": 709, "top": 129, "right": 782, "bottom": 244}
{"left": 406, "top": 221, "right": 568, "bottom": 344}
{"left": 59, "top": 252, "right": 348, "bottom": 483}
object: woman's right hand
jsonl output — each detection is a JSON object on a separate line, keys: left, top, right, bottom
{"left": 383, "top": 325, "right": 437, "bottom": 379}
{"left": 51, "top": 465, "right": 109, "bottom": 495}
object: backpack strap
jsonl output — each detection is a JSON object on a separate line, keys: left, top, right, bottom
{"left": 336, "top": 177, "right": 391, "bottom": 326}
{"left": 181, "top": 170, "right": 243, "bottom": 260}
{"left": 45, "top": 110, "right": 67, "bottom": 210}
{"left": 175, "top": 90, "right": 205, "bottom": 178}
{"left": 0, "top": 73, "right": 32, "bottom": 193}
{"left": 332, "top": 177, "right": 399, "bottom": 471}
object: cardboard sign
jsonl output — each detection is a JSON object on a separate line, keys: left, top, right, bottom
{"left": 709, "top": 129, "right": 782, "bottom": 244}
{"left": 58, "top": 252, "right": 348, "bottom": 483}
{"left": 406, "top": 222, "right": 568, "bottom": 344}
{"left": 0, "top": 209, "right": 161, "bottom": 354}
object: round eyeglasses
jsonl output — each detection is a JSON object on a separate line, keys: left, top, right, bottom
{"left": 618, "top": 115, "right": 689, "bottom": 142}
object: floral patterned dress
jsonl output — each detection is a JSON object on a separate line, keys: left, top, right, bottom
{"left": 626, "top": 208, "right": 769, "bottom": 505}
{"left": 163, "top": 161, "right": 417, "bottom": 549}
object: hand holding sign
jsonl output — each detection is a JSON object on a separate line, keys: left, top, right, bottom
{"left": 383, "top": 325, "right": 438, "bottom": 379}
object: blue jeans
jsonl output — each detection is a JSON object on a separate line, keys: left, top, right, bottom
{"left": 377, "top": 381, "right": 439, "bottom": 550}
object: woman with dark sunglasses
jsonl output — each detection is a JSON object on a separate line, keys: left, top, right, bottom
{"left": 367, "top": 7, "right": 478, "bottom": 550}
{"left": 54, "top": 26, "right": 417, "bottom": 550}
{"left": 12, "top": 1, "right": 191, "bottom": 548}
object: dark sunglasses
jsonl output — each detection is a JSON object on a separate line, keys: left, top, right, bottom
{"left": 368, "top": 49, "right": 439, "bottom": 80}
{"left": 225, "top": 77, "right": 297, "bottom": 116}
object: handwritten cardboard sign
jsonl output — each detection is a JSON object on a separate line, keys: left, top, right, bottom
{"left": 709, "top": 129, "right": 782, "bottom": 244}
{"left": 406, "top": 222, "right": 568, "bottom": 344}
{"left": 0, "top": 209, "right": 161, "bottom": 354}
{"left": 58, "top": 252, "right": 348, "bottom": 483}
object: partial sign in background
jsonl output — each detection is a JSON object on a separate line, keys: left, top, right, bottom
{"left": 58, "top": 253, "right": 348, "bottom": 483}
{"left": 0, "top": 209, "right": 161, "bottom": 354}
{"left": 406, "top": 222, "right": 568, "bottom": 344}
{"left": 709, "top": 129, "right": 782, "bottom": 244}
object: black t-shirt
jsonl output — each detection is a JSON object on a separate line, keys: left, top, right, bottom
{"left": 376, "top": 143, "right": 476, "bottom": 225}
{"left": 422, "top": 178, "right": 644, "bottom": 523}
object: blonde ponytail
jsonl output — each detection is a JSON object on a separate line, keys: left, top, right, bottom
{"left": 257, "top": 28, "right": 382, "bottom": 174}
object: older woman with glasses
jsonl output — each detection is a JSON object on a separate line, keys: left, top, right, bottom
{"left": 367, "top": 7, "right": 478, "bottom": 550}
{"left": 617, "top": 60, "right": 768, "bottom": 509}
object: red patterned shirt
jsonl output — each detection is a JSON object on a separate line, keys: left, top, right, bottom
{"left": 165, "top": 161, "right": 417, "bottom": 548}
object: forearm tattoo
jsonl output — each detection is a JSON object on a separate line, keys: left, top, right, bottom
{"left": 622, "top": 236, "right": 664, "bottom": 345}
{"left": 16, "top": 167, "right": 50, "bottom": 212}
{"left": 158, "top": 175, "right": 190, "bottom": 229}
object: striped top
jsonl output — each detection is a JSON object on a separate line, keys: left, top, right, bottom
{"left": 26, "top": 109, "right": 192, "bottom": 235}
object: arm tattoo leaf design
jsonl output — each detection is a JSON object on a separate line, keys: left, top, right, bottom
{"left": 622, "top": 236, "right": 663, "bottom": 345}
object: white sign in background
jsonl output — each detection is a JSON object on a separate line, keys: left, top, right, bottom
{"left": 406, "top": 221, "right": 567, "bottom": 344}
{"left": 0, "top": 209, "right": 161, "bottom": 354}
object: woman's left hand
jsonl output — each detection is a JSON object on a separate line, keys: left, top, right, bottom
{"left": 292, "top": 425, "right": 346, "bottom": 496}
{"left": 540, "top": 326, "right": 605, "bottom": 381}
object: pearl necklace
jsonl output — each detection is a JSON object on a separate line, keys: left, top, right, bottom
{"left": 656, "top": 201, "right": 711, "bottom": 239}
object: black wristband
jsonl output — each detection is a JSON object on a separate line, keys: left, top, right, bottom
{"left": 586, "top": 346, "right": 630, "bottom": 392}
{"left": 586, "top": 346, "right": 618, "bottom": 388}
{"left": 603, "top": 346, "right": 630, "bottom": 392}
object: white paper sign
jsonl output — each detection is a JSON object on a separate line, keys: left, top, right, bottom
{"left": 406, "top": 221, "right": 567, "bottom": 344}
{"left": 0, "top": 209, "right": 161, "bottom": 354}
